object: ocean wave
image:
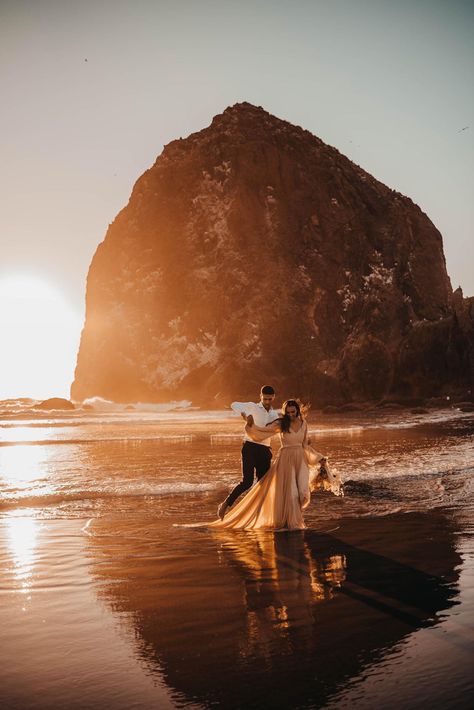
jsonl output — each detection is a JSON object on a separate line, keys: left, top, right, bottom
{"left": 0, "top": 409, "right": 238, "bottom": 427}
{"left": 2, "top": 466, "right": 471, "bottom": 511}
{"left": 0, "top": 481, "right": 220, "bottom": 510}
{"left": 81, "top": 396, "right": 194, "bottom": 412}
{"left": 1, "top": 405, "right": 472, "bottom": 438}
{"left": 0, "top": 435, "right": 195, "bottom": 447}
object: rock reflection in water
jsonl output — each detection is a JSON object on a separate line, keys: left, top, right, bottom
{"left": 87, "top": 511, "right": 460, "bottom": 709}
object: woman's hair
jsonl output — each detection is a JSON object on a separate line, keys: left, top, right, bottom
{"left": 279, "top": 399, "right": 310, "bottom": 432}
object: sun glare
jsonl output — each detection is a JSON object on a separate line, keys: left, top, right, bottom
{"left": 0, "top": 274, "right": 82, "bottom": 400}
{"left": 7, "top": 517, "right": 39, "bottom": 586}
{"left": 0, "top": 443, "right": 51, "bottom": 488}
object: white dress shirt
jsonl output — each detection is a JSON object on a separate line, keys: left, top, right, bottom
{"left": 231, "top": 401, "right": 280, "bottom": 447}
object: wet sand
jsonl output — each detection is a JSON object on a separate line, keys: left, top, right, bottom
{"left": 1, "top": 408, "right": 473, "bottom": 708}
{"left": 1, "top": 506, "right": 473, "bottom": 709}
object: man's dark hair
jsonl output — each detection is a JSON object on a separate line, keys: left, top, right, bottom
{"left": 260, "top": 385, "right": 275, "bottom": 395}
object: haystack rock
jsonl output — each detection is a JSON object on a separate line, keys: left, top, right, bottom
{"left": 71, "top": 103, "right": 472, "bottom": 406}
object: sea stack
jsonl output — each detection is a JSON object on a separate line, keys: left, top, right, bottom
{"left": 71, "top": 103, "right": 471, "bottom": 405}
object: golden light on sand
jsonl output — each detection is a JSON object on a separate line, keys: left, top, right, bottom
{"left": 6, "top": 516, "right": 39, "bottom": 587}
{"left": 0, "top": 274, "right": 82, "bottom": 400}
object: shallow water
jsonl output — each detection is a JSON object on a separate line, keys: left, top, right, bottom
{"left": 1, "top": 404, "right": 473, "bottom": 708}
{"left": 1, "top": 405, "right": 473, "bottom": 522}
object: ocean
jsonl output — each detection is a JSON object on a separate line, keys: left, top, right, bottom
{"left": 1, "top": 399, "right": 473, "bottom": 708}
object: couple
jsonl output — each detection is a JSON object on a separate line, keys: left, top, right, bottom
{"left": 210, "top": 385, "right": 339, "bottom": 532}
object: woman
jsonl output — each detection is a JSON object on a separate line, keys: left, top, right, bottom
{"left": 209, "top": 399, "right": 322, "bottom": 531}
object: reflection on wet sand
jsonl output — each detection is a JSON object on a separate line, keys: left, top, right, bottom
{"left": 218, "top": 532, "right": 346, "bottom": 660}
{"left": 4, "top": 516, "right": 39, "bottom": 602}
{"left": 87, "top": 510, "right": 461, "bottom": 708}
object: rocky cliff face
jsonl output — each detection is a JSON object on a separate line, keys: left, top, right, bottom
{"left": 71, "top": 103, "right": 471, "bottom": 405}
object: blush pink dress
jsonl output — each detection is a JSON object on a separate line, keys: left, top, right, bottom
{"left": 209, "top": 421, "right": 312, "bottom": 531}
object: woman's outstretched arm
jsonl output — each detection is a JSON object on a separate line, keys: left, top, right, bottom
{"left": 244, "top": 414, "right": 281, "bottom": 442}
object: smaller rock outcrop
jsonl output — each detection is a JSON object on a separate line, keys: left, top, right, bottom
{"left": 35, "top": 397, "right": 75, "bottom": 410}
{"left": 453, "top": 288, "right": 474, "bottom": 391}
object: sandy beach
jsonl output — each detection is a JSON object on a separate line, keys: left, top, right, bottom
{"left": 3, "top": 1, "right": 474, "bottom": 707}
{"left": 1, "top": 405, "right": 473, "bottom": 708}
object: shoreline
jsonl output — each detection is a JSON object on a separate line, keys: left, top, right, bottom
{"left": 1, "top": 406, "right": 473, "bottom": 707}
{"left": 1, "top": 504, "right": 473, "bottom": 709}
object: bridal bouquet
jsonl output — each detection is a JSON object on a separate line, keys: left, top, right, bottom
{"left": 304, "top": 445, "right": 344, "bottom": 497}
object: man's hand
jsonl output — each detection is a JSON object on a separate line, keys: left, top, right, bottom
{"left": 246, "top": 414, "right": 254, "bottom": 426}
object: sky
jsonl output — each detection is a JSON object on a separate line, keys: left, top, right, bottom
{"left": 0, "top": 0, "right": 473, "bottom": 398}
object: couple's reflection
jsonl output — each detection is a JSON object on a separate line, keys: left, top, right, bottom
{"left": 87, "top": 511, "right": 460, "bottom": 709}
{"left": 217, "top": 530, "right": 346, "bottom": 656}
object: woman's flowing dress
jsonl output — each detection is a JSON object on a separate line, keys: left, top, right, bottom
{"left": 209, "top": 422, "right": 313, "bottom": 531}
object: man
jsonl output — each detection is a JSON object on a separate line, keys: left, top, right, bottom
{"left": 217, "top": 385, "right": 280, "bottom": 519}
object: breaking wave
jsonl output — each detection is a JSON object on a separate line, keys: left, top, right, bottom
{"left": 0, "top": 481, "right": 219, "bottom": 511}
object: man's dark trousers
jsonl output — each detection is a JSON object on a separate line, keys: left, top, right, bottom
{"left": 226, "top": 441, "right": 272, "bottom": 507}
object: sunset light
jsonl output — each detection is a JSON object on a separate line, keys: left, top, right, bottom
{"left": 0, "top": 274, "right": 82, "bottom": 400}
{"left": 0, "top": 2, "right": 473, "bottom": 708}
{"left": 6, "top": 517, "right": 39, "bottom": 586}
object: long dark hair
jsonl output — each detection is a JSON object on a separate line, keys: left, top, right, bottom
{"left": 279, "top": 399, "right": 310, "bottom": 432}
